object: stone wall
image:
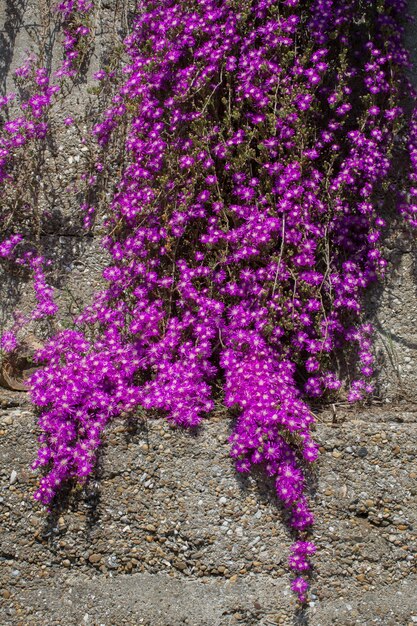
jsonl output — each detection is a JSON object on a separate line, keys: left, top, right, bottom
{"left": 0, "top": 2, "right": 416, "bottom": 625}
{"left": 0, "top": 394, "right": 416, "bottom": 625}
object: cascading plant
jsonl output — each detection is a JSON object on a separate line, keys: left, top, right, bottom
{"left": 1, "top": 0, "right": 416, "bottom": 604}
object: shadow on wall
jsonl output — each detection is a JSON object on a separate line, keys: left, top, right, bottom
{"left": 0, "top": 0, "right": 26, "bottom": 97}
{"left": 365, "top": 213, "right": 417, "bottom": 402}
{"left": 360, "top": 0, "right": 417, "bottom": 401}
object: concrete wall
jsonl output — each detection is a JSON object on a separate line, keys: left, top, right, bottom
{"left": 0, "top": 2, "right": 416, "bottom": 625}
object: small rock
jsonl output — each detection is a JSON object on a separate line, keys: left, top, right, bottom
{"left": 107, "top": 555, "right": 118, "bottom": 569}
{"left": 9, "top": 470, "right": 18, "bottom": 485}
{"left": 332, "top": 450, "right": 342, "bottom": 458}
{"left": 88, "top": 553, "right": 101, "bottom": 564}
{"left": 3, "top": 416, "right": 14, "bottom": 426}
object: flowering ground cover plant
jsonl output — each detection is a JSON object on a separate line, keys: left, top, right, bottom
{"left": 1, "top": 0, "right": 417, "bottom": 605}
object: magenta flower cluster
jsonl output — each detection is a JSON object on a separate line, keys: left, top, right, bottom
{"left": 55, "top": 0, "right": 93, "bottom": 77}
{"left": 1, "top": 0, "right": 416, "bottom": 605}
{"left": 0, "top": 1, "right": 92, "bottom": 185}
{"left": 0, "top": 59, "right": 57, "bottom": 186}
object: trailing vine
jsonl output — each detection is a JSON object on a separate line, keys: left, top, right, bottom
{"left": 0, "top": 0, "right": 94, "bottom": 353}
{"left": 1, "top": 0, "right": 416, "bottom": 604}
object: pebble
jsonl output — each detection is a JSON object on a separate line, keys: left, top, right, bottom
{"left": 106, "top": 555, "right": 118, "bottom": 569}
{"left": 88, "top": 554, "right": 102, "bottom": 564}
{"left": 9, "top": 470, "right": 18, "bottom": 485}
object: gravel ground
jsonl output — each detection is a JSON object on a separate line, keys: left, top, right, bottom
{"left": 0, "top": 391, "right": 416, "bottom": 625}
